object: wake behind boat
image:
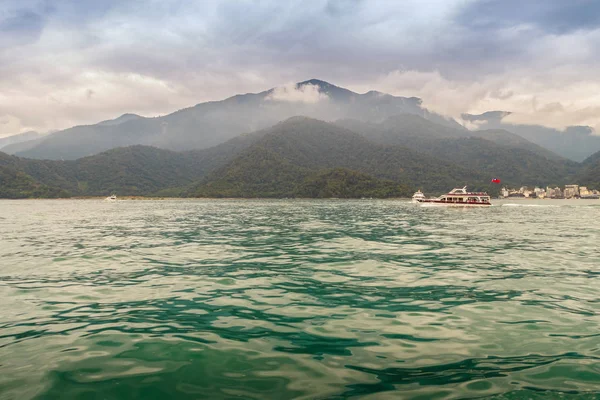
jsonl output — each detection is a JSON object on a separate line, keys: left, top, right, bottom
{"left": 416, "top": 186, "right": 491, "bottom": 207}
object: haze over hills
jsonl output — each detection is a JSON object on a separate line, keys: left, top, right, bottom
{"left": 462, "top": 112, "right": 600, "bottom": 162}
{"left": 189, "top": 117, "right": 486, "bottom": 197}
{"left": 335, "top": 115, "right": 578, "bottom": 187}
{"left": 0, "top": 131, "right": 44, "bottom": 151}
{"left": 7, "top": 80, "right": 463, "bottom": 161}
{"left": 0, "top": 116, "right": 593, "bottom": 199}
{"left": 4, "top": 80, "right": 597, "bottom": 165}
{"left": 335, "top": 114, "right": 564, "bottom": 161}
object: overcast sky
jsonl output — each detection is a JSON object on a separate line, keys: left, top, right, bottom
{"left": 1, "top": 0, "right": 600, "bottom": 136}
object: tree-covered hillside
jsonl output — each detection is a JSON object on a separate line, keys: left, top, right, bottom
{"left": 336, "top": 116, "right": 576, "bottom": 187}
{"left": 190, "top": 117, "right": 489, "bottom": 197}
{"left": 0, "top": 116, "right": 590, "bottom": 199}
{"left": 0, "top": 131, "right": 260, "bottom": 197}
{"left": 295, "top": 168, "right": 412, "bottom": 198}
{"left": 0, "top": 165, "right": 70, "bottom": 198}
{"left": 577, "top": 151, "right": 600, "bottom": 189}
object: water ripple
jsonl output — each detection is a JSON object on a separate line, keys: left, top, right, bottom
{"left": 0, "top": 199, "right": 599, "bottom": 399}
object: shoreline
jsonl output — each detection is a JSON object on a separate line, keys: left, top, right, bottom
{"left": 0, "top": 196, "right": 415, "bottom": 201}
{"left": 2, "top": 196, "right": 597, "bottom": 201}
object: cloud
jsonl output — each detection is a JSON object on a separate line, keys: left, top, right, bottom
{"left": 357, "top": 66, "right": 600, "bottom": 133}
{"left": 0, "top": 115, "right": 26, "bottom": 137}
{"left": 456, "top": 0, "right": 600, "bottom": 35}
{"left": 1, "top": 0, "right": 599, "bottom": 136}
{"left": 265, "top": 83, "right": 329, "bottom": 103}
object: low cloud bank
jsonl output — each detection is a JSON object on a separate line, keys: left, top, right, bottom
{"left": 265, "top": 83, "right": 329, "bottom": 104}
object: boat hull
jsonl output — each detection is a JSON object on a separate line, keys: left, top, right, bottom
{"left": 417, "top": 200, "right": 491, "bottom": 207}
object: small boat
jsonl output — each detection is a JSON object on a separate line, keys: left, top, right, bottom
{"left": 416, "top": 186, "right": 491, "bottom": 207}
{"left": 105, "top": 194, "right": 117, "bottom": 201}
{"left": 412, "top": 190, "right": 426, "bottom": 203}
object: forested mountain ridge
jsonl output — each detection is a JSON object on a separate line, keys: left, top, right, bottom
{"left": 576, "top": 150, "right": 600, "bottom": 189}
{"left": 0, "top": 165, "right": 69, "bottom": 198}
{"left": 0, "top": 116, "right": 591, "bottom": 199}
{"left": 189, "top": 117, "right": 490, "bottom": 197}
{"left": 7, "top": 80, "right": 463, "bottom": 160}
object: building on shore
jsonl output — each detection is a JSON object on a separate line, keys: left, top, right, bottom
{"left": 564, "top": 184, "right": 580, "bottom": 199}
{"left": 519, "top": 186, "right": 534, "bottom": 197}
{"left": 534, "top": 187, "right": 546, "bottom": 199}
{"left": 547, "top": 187, "right": 564, "bottom": 199}
{"left": 500, "top": 185, "right": 597, "bottom": 199}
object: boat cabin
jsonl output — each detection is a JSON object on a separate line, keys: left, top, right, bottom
{"left": 438, "top": 187, "right": 490, "bottom": 204}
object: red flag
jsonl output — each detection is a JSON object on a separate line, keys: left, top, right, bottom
{"left": 491, "top": 178, "right": 501, "bottom": 184}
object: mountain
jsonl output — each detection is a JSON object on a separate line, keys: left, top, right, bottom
{"left": 576, "top": 151, "right": 600, "bottom": 189}
{"left": 334, "top": 115, "right": 577, "bottom": 186}
{"left": 406, "top": 137, "right": 578, "bottom": 187}
{"left": 0, "top": 116, "right": 587, "bottom": 199}
{"left": 0, "top": 163, "right": 69, "bottom": 198}
{"left": 295, "top": 168, "right": 411, "bottom": 198}
{"left": 469, "top": 129, "right": 565, "bottom": 161}
{"left": 13, "top": 80, "right": 464, "bottom": 160}
{"left": 190, "top": 117, "right": 489, "bottom": 197}
{"left": 462, "top": 112, "right": 600, "bottom": 162}
{"left": 97, "top": 113, "right": 142, "bottom": 126}
{"left": 336, "top": 114, "right": 564, "bottom": 160}
{"left": 0, "top": 131, "right": 44, "bottom": 150}
{"left": 0, "top": 131, "right": 260, "bottom": 197}
{"left": 1, "top": 136, "right": 47, "bottom": 155}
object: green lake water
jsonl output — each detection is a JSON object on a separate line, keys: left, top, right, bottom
{"left": 0, "top": 199, "right": 599, "bottom": 399}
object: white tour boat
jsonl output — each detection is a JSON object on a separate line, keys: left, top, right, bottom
{"left": 416, "top": 186, "right": 491, "bottom": 207}
{"left": 105, "top": 194, "right": 117, "bottom": 201}
{"left": 412, "top": 190, "right": 426, "bottom": 203}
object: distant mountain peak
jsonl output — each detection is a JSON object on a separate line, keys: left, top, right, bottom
{"left": 297, "top": 79, "right": 338, "bottom": 88}
{"left": 295, "top": 79, "right": 357, "bottom": 101}
{"left": 0, "top": 131, "right": 44, "bottom": 151}
{"left": 119, "top": 113, "right": 141, "bottom": 119}
{"left": 97, "top": 113, "right": 142, "bottom": 126}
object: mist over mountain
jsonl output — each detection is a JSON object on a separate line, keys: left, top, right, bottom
{"left": 9, "top": 80, "right": 463, "bottom": 160}
{"left": 462, "top": 112, "right": 600, "bottom": 161}
{"left": 335, "top": 115, "right": 577, "bottom": 187}
{"left": 0, "top": 131, "right": 44, "bottom": 150}
{"left": 336, "top": 114, "right": 562, "bottom": 159}
{"left": 0, "top": 116, "right": 592, "bottom": 199}
{"left": 6, "top": 80, "right": 597, "bottom": 166}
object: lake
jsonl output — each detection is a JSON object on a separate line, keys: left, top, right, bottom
{"left": 0, "top": 199, "right": 599, "bottom": 399}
